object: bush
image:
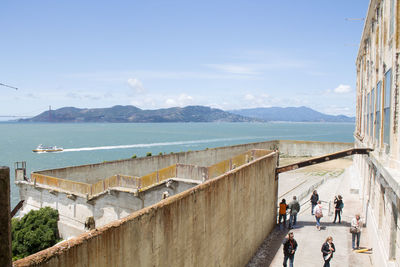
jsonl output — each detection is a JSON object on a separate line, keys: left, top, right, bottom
{"left": 146, "top": 152, "right": 152, "bottom": 157}
{"left": 131, "top": 154, "right": 137, "bottom": 159}
{"left": 12, "top": 207, "right": 61, "bottom": 261}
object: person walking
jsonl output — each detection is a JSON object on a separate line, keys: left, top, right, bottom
{"left": 282, "top": 231, "right": 298, "bottom": 267}
{"left": 321, "top": 236, "right": 335, "bottom": 267}
{"left": 333, "top": 195, "right": 343, "bottom": 223}
{"left": 314, "top": 200, "right": 323, "bottom": 230}
{"left": 278, "top": 199, "right": 288, "bottom": 228}
{"left": 310, "top": 190, "right": 319, "bottom": 215}
{"left": 288, "top": 196, "right": 300, "bottom": 229}
{"left": 350, "top": 214, "right": 362, "bottom": 249}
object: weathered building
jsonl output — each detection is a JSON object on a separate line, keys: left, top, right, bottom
{"left": 354, "top": 0, "right": 400, "bottom": 266}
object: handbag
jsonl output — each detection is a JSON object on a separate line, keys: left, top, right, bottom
{"left": 349, "top": 226, "right": 357, "bottom": 234}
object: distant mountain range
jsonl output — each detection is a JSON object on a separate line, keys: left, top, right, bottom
{"left": 229, "top": 106, "right": 355, "bottom": 122}
{"left": 20, "top": 105, "right": 255, "bottom": 123}
{"left": 19, "top": 105, "right": 355, "bottom": 123}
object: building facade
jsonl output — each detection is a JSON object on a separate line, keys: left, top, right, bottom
{"left": 354, "top": 0, "right": 400, "bottom": 266}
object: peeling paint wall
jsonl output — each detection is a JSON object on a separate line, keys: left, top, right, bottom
{"left": 355, "top": 0, "right": 400, "bottom": 266}
{"left": 14, "top": 152, "right": 278, "bottom": 267}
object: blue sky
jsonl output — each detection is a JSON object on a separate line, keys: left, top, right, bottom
{"left": 0, "top": 0, "right": 368, "bottom": 118}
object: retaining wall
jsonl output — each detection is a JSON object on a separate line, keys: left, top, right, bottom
{"left": 15, "top": 151, "right": 278, "bottom": 267}
{"left": 34, "top": 140, "right": 353, "bottom": 184}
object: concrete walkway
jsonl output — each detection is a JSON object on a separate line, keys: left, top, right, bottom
{"left": 247, "top": 165, "right": 373, "bottom": 267}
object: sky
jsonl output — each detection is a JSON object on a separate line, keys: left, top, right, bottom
{"left": 0, "top": 0, "right": 369, "bottom": 118}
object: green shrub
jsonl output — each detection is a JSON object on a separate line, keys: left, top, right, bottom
{"left": 158, "top": 152, "right": 163, "bottom": 155}
{"left": 131, "top": 154, "right": 137, "bottom": 159}
{"left": 12, "top": 207, "right": 61, "bottom": 261}
{"left": 146, "top": 152, "right": 152, "bottom": 157}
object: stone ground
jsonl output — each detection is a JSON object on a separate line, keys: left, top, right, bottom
{"left": 247, "top": 158, "right": 373, "bottom": 267}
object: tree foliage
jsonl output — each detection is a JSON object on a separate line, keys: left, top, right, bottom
{"left": 12, "top": 207, "right": 61, "bottom": 261}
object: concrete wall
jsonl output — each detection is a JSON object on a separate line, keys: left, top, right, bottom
{"left": 176, "top": 164, "right": 208, "bottom": 181}
{"left": 14, "top": 151, "right": 278, "bottom": 267}
{"left": 34, "top": 140, "right": 353, "bottom": 184}
{"left": 18, "top": 179, "right": 200, "bottom": 240}
{"left": 276, "top": 140, "right": 353, "bottom": 157}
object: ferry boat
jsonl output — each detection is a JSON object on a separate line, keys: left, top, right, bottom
{"left": 32, "top": 144, "right": 64, "bottom": 153}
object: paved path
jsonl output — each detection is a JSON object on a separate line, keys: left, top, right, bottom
{"left": 247, "top": 165, "right": 373, "bottom": 267}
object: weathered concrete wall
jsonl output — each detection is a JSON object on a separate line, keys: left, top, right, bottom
{"left": 176, "top": 163, "right": 207, "bottom": 181}
{"left": 18, "top": 179, "right": 200, "bottom": 240}
{"left": 354, "top": 142, "right": 400, "bottom": 267}
{"left": 14, "top": 152, "right": 278, "bottom": 267}
{"left": 276, "top": 140, "right": 353, "bottom": 157}
{"left": 34, "top": 140, "right": 352, "bottom": 184}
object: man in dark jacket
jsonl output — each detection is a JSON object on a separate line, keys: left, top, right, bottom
{"left": 310, "top": 190, "right": 319, "bottom": 215}
{"left": 282, "top": 231, "right": 298, "bottom": 267}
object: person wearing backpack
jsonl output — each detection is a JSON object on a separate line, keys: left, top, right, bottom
{"left": 333, "top": 195, "right": 343, "bottom": 224}
{"left": 313, "top": 200, "right": 323, "bottom": 230}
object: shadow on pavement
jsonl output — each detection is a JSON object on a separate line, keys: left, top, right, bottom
{"left": 246, "top": 226, "right": 289, "bottom": 267}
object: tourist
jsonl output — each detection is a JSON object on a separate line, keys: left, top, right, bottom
{"left": 310, "top": 190, "right": 319, "bottom": 215}
{"left": 279, "top": 198, "right": 288, "bottom": 228}
{"left": 288, "top": 196, "right": 300, "bottom": 229}
{"left": 314, "top": 200, "right": 323, "bottom": 230}
{"left": 350, "top": 214, "right": 362, "bottom": 249}
{"left": 282, "top": 231, "right": 298, "bottom": 267}
{"left": 333, "top": 195, "right": 343, "bottom": 223}
{"left": 321, "top": 236, "right": 336, "bottom": 267}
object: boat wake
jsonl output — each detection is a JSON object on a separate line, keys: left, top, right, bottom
{"left": 61, "top": 137, "right": 264, "bottom": 153}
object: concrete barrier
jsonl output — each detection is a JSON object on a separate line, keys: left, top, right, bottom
{"left": 14, "top": 152, "right": 278, "bottom": 267}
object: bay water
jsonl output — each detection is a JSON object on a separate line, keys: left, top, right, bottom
{"left": 0, "top": 122, "right": 354, "bottom": 208}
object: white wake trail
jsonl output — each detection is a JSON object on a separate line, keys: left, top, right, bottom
{"left": 62, "top": 136, "right": 263, "bottom": 153}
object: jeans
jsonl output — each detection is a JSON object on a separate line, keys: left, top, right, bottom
{"left": 315, "top": 216, "right": 321, "bottom": 226}
{"left": 289, "top": 214, "right": 297, "bottom": 228}
{"left": 333, "top": 209, "right": 341, "bottom": 223}
{"left": 352, "top": 232, "right": 361, "bottom": 248}
{"left": 323, "top": 258, "right": 331, "bottom": 267}
{"left": 311, "top": 203, "right": 316, "bottom": 215}
{"left": 283, "top": 254, "right": 294, "bottom": 267}
{"left": 279, "top": 214, "right": 287, "bottom": 228}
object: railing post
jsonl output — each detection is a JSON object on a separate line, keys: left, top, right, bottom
{"left": 0, "top": 166, "right": 12, "bottom": 266}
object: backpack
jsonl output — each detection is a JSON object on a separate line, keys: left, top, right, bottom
{"left": 339, "top": 202, "right": 344, "bottom": 209}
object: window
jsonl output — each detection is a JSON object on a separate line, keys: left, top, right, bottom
{"left": 390, "top": 0, "right": 395, "bottom": 36}
{"left": 375, "top": 81, "right": 382, "bottom": 144}
{"left": 370, "top": 88, "right": 375, "bottom": 139}
{"left": 367, "top": 92, "right": 370, "bottom": 136}
{"left": 383, "top": 69, "right": 392, "bottom": 148}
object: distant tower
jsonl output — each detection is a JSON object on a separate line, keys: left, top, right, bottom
{"left": 49, "top": 105, "right": 51, "bottom": 122}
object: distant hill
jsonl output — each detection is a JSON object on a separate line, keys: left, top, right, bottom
{"left": 20, "top": 105, "right": 256, "bottom": 123}
{"left": 229, "top": 106, "right": 355, "bottom": 122}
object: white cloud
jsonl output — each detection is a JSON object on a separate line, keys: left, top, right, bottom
{"left": 127, "top": 78, "right": 145, "bottom": 93}
{"left": 165, "top": 93, "right": 194, "bottom": 107}
{"left": 165, "top": 98, "right": 176, "bottom": 106}
{"left": 244, "top": 94, "right": 255, "bottom": 100}
{"left": 242, "top": 93, "right": 273, "bottom": 107}
{"left": 333, "top": 84, "right": 352, "bottom": 94}
{"left": 206, "top": 64, "right": 261, "bottom": 75}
